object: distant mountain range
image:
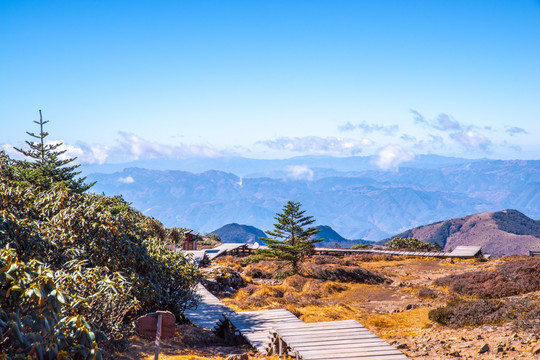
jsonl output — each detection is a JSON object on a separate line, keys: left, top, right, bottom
{"left": 380, "top": 209, "right": 540, "bottom": 257}
{"left": 86, "top": 155, "right": 540, "bottom": 240}
{"left": 210, "top": 210, "right": 540, "bottom": 257}
{"left": 210, "top": 223, "right": 373, "bottom": 248}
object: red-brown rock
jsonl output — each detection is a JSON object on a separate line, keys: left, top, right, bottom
{"left": 135, "top": 311, "right": 176, "bottom": 338}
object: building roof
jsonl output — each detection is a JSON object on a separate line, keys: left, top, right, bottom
{"left": 448, "top": 246, "right": 483, "bottom": 258}
{"left": 185, "top": 230, "right": 200, "bottom": 237}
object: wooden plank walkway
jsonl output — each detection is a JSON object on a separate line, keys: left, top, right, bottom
{"left": 204, "top": 243, "right": 249, "bottom": 260}
{"left": 223, "top": 309, "right": 304, "bottom": 353}
{"left": 184, "top": 284, "right": 407, "bottom": 359}
{"left": 183, "top": 283, "right": 234, "bottom": 330}
{"left": 268, "top": 320, "right": 408, "bottom": 360}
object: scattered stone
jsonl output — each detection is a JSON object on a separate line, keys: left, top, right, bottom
{"left": 449, "top": 350, "right": 461, "bottom": 357}
{"left": 225, "top": 354, "right": 248, "bottom": 360}
{"left": 397, "top": 343, "right": 408, "bottom": 349}
{"left": 479, "top": 343, "right": 490, "bottom": 354}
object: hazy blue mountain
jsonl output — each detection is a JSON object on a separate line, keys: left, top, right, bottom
{"left": 81, "top": 154, "right": 474, "bottom": 178}
{"left": 87, "top": 158, "right": 540, "bottom": 241}
{"left": 211, "top": 223, "right": 267, "bottom": 244}
{"left": 211, "top": 223, "right": 371, "bottom": 248}
{"left": 312, "top": 225, "right": 373, "bottom": 248}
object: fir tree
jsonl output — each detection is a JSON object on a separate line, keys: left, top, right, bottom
{"left": 258, "top": 201, "right": 323, "bottom": 273}
{"left": 13, "top": 110, "right": 95, "bottom": 193}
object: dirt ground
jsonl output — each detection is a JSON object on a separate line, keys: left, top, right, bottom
{"left": 116, "top": 256, "right": 540, "bottom": 359}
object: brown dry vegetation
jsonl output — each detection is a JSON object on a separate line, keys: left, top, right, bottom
{"left": 119, "top": 254, "right": 540, "bottom": 359}
{"left": 220, "top": 254, "right": 540, "bottom": 359}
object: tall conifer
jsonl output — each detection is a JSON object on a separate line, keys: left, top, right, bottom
{"left": 14, "top": 110, "right": 94, "bottom": 193}
{"left": 258, "top": 201, "right": 323, "bottom": 273}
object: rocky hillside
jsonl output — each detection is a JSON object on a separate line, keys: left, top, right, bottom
{"left": 383, "top": 209, "right": 540, "bottom": 257}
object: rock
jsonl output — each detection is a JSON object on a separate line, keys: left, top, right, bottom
{"left": 532, "top": 343, "right": 540, "bottom": 355}
{"left": 479, "top": 343, "right": 490, "bottom": 354}
{"left": 397, "top": 343, "right": 408, "bottom": 349}
{"left": 225, "top": 355, "right": 248, "bottom": 360}
{"left": 449, "top": 350, "right": 461, "bottom": 357}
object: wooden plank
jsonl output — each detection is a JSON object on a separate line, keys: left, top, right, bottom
{"left": 183, "top": 283, "right": 233, "bottom": 330}
{"left": 292, "top": 340, "right": 398, "bottom": 350}
{"left": 297, "top": 347, "right": 402, "bottom": 355}
{"left": 276, "top": 334, "right": 380, "bottom": 345}
{"left": 279, "top": 333, "right": 379, "bottom": 343}
{"left": 301, "top": 354, "right": 407, "bottom": 360}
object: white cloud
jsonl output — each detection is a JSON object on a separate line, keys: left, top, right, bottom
{"left": 374, "top": 145, "right": 415, "bottom": 170}
{"left": 2, "top": 141, "right": 109, "bottom": 165}
{"left": 449, "top": 130, "right": 491, "bottom": 152}
{"left": 286, "top": 165, "right": 314, "bottom": 180}
{"left": 1, "top": 144, "right": 24, "bottom": 159}
{"left": 118, "top": 176, "right": 135, "bottom": 184}
{"left": 258, "top": 136, "right": 372, "bottom": 156}
{"left": 114, "top": 132, "right": 224, "bottom": 160}
{"left": 57, "top": 142, "right": 110, "bottom": 165}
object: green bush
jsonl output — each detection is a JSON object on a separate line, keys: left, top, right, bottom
{"left": 0, "top": 248, "right": 104, "bottom": 359}
{"left": 0, "top": 152, "right": 201, "bottom": 355}
{"left": 386, "top": 237, "right": 441, "bottom": 251}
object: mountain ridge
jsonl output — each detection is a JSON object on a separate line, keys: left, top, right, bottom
{"left": 381, "top": 209, "right": 540, "bottom": 257}
{"left": 86, "top": 158, "right": 540, "bottom": 240}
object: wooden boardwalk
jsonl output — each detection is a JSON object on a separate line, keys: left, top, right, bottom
{"left": 185, "top": 284, "right": 408, "bottom": 359}
{"left": 183, "top": 283, "right": 234, "bottom": 330}
{"left": 268, "top": 320, "right": 408, "bottom": 360}
{"left": 220, "top": 309, "right": 303, "bottom": 353}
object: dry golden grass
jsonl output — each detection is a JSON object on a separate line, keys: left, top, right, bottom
{"left": 361, "top": 307, "right": 432, "bottom": 337}
{"left": 142, "top": 355, "right": 227, "bottom": 360}
{"left": 292, "top": 303, "right": 363, "bottom": 323}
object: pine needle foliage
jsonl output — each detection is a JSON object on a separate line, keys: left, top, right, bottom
{"left": 13, "top": 110, "right": 94, "bottom": 193}
{"left": 257, "top": 201, "right": 323, "bottom": 273}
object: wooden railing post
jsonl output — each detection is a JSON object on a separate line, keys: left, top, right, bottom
{"left": 155, "top": 313, "right": 163, "bottom": 360}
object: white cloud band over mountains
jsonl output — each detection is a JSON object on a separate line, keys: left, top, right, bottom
{"left": 2, "top": 109, "right": 531, "bottom": 170}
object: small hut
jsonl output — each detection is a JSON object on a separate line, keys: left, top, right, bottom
{"left": 183, "top": 230, "right": 200, "bottom": 251}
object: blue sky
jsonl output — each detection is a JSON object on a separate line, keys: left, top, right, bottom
{"left": 1, "top": 0, "right": 539, "bottom": 167}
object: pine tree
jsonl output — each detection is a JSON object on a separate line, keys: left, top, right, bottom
{"left": 13, "top": 110, "right": 95, "bottom": 193}
{"left": 258, "top": 201, "right": 323, "bottom": 274}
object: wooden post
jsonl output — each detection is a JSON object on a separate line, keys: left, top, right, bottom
{"left": 154, "top": 313, "right": 162, "bottom": 360}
